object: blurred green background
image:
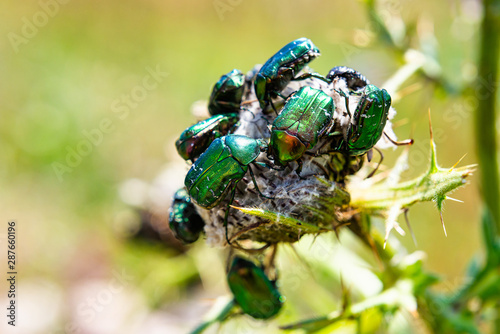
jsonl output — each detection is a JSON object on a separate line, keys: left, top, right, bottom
{"left": 0, "top": 0, "right": 484, "bottom": 333}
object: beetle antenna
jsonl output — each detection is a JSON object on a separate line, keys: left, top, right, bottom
{"left": 383, "top": 132, "right": 414, "bottom": 146}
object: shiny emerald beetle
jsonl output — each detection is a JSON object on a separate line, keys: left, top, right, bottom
{"left": 255, "top": 37, "right": 321, "bottom": 110}
{"left": 227, "top": 256, "right": 283, "bottom": 319}
{"left": 168, "top": 188, "right": 205, "bottom": 244}
{"left": 185, "top": 134, "right": 268, "bottom": 209}
{"left": 175, "top": 113, "right": 239, "bottom": 162}
{"left": 345, "top": 84, "right": 391, "bottom": 155}
{"left": 184, "top": 135, "right": 270, "bottom": 243}
{"left": 208, "top": 69, "right": 245, "bottom": 115}
{"left": 326, "top": 66, "right": 369, "bottom": 92}
{"left": 269, "top": 86, "right": 335, "bottom": 167}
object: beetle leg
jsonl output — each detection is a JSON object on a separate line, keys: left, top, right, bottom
{"left": 365, "top": 147, "right": 383, "bottom": 179}
{"left": 224, "top": 185, "right": 238, "bottom": 246}
{"left": 241, "top": 106, "right": 256, "bottom": 120}
{"left": 293, "top": 72, "right": 330, "bottom": 83}
{"left": 265, "top": 244, "right": 279, "bottom": 280}
{"left": 334, "top": 88, "right": 352, "bottom": 119}
{"left": 310, "top": 159, "right": 330, "bottom": 177}
{"left": 275, "top": 91, "right": 288, "bottom": 100}
{"left": 253, "top": 161, "right": 269, "bottom": 169}
{"left": 313, "top": 140, "right": 329, "bottom": 155}
{"left": 383, "top": 132, "right": 414, "bottom": 146}
{"left": 254, "top": 161, "right": 284, "bottom": 171}
{"left": 231, "top": 240, "right": 272, "bottom": 253}
{"left": 266, "top": 99, "right": 280, "bottom": 116}
{"left": 235, "top": 185, "right": 245, "bottom": 196}
{"left": 254, "top": 115, "right": 270, "bottom": 126}
{"left": 229, "top": 221, "right": 268, "bottom": 244}
{"left": 248, "top": 164, "right": 275, "bottom": 200}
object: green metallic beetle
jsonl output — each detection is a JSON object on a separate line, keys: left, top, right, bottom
{"left": 254, "top": 37, "right": 322, "bottom": 110}
{"left": 184, "top": 134, "right": 270, "bottom": 242}
{"left": 208, "top": 69, "right": 245, "bottom": 115}
{"left": 269, "top": 86, "right": 335, "bottom": 167}
{"left": 227, "top": 256, "right": 283, "bottom": 319}
{"left": 184, "top": 134, "right": 268, "bottom": 209}
{"left": 168, "top": 188, "right": 205, "bottom": 244}
{"left": 344, "top": 84, "right": 391, "bottom": 155}
{"left": 175, "top": 113, "right": 239, "bottom": 162}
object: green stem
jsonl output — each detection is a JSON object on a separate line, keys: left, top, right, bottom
{"left": 347, "top": 215, "right": 400, "bottom": 282}
{"left": 475, "top": 1, "right": 500, "bottom": 330}
{"left": 475, "top": 0, "right": 500, "bottom": 232}
{"left": 190, "top": 299, "right": 236, "bottom": 334}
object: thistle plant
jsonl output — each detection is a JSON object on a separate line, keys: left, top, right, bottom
{"left": 156, "top": 0, "right": 500, "bottom": 332}
{"left": 188, "top": 68, "right": 476, "bottom": 333}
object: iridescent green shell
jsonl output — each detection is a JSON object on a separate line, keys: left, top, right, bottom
{"left": 208, "top": 69, "right": 245, "bottom": 115}
{"left": 168, "top": 188, "right": 205, "bottom": 243}
{"left": 255, "top": 37, "right": 320, "bottom": 109}
{"left": 348, "top": 84, "right": 391, "bottom": 155}
{"left": 270, "top": 86, "right": 334, "bottom": 165}
{"left": 175, "top": 114, "right": 238, "bottom": 161}
{"left": 227, "top": 257, "right": 283, "bottom": 319}
{"left": 184, "top": 135, "right": 264, "bottom": 209}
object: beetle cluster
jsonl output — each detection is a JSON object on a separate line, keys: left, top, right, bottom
{"left": 170, "top": 37, "right": 407, "bottom": 247}
{"left": 168, "top": 38, "right": 410, "bottom": 320}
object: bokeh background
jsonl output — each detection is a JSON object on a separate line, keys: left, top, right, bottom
{"left": 0, "top": 0, "right": 485, "bottom": 333}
